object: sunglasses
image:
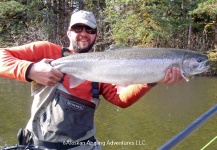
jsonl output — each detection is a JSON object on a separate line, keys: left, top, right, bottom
{"left": 71, "top": 25, "right": 97, "bottom": 34}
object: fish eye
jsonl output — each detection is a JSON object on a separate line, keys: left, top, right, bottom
{"left": 197, "top": 58, "right": 204, "bottom": 63}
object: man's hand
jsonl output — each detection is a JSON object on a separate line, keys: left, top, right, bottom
{"left": 28, "top": 59, "right": 63, "bottom": 86}
{"left": 158, "top": 67, "right": 184, "bottom": 86}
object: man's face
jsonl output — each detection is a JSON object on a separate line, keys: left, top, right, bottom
{"left": 67, "top": 24, "right": 98, "bottom": 53}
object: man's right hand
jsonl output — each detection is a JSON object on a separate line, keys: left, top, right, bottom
{"left": 28, "top": 59, "right": 63, "bottom": 86}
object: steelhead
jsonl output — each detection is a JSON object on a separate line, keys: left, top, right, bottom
{"left": 31, "top": 47, "right": 209, "bottom": 95}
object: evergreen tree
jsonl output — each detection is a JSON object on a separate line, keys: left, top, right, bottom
{"left": 0, "top": 1, "right": 27, "bottom": 47}
{"left": 103, "top": 0, "right": 212, "bottom": 51}
{"left": 191, "top": 0, "right": 217, "bottom": 50}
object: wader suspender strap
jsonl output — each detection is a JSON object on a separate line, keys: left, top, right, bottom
{"left": 92, "top": 82, "right": 99, "bottom": 99}
{"left": 62, "top": 48, "right": 99, "bottom": 99}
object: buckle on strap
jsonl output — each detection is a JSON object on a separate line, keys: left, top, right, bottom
{"left": 34, "top": 136, "right": 96, "bottom": 149}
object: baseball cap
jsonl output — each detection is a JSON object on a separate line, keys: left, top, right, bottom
{"left": 69, "top": 10, "right": 97, "bottom": 29}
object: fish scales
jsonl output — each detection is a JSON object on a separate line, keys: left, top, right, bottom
{"left": 32, "top": 48, "right": 209, "bottom": 95}
{"left": 51, "top": 48, "right": 207, "bottom": 85}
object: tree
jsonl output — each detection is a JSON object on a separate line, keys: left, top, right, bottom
{"left": 103, "top": 0, "right": 158, "bottom": 46}
{"left": 0, "top": 0, "right": 107, "bottom": 49}
{"left": 1, "top": 0, "right": 215, "bottom": 52}
{"left": 0, "top": 1, "right": 27, "bottom": 47}
{"left": 191, "top": 0, "right": 217, "bottom": 50}
{"left": 103, "top": 0, "right": 195, "bottom": 48}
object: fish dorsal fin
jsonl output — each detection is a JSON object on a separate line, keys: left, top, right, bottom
{"left": 106, "top": 44, "right": 130, "bottom": 51}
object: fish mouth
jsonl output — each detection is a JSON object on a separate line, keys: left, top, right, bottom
{"left": 184, "top": 59, "right": 210, "bottom": 76}
{"left": 199, "top": 60, "right": 210, "bottom": 71}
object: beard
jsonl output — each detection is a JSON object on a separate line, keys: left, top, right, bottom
{"left": 72, "top": 36, "right": 97, "bottom": 53}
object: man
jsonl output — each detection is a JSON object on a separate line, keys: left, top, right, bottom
{"left": 0, "top": 10, "right": 183, "bottom": 149}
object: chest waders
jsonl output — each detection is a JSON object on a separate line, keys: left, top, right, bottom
{"left": 3, "top": 48, "right": 100, "bottom": 150}
{"left": 32, "top": 82, "right": 100, "bottom": 149}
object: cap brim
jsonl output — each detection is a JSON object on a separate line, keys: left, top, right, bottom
{"left": 70, "top": 19, "right": 97, "bottom": 29}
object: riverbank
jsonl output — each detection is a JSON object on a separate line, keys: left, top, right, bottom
{"left": 206, "top": 50, "right": 217, "bottom": 76}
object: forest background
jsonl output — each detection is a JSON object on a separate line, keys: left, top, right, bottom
{"left": 0, "top": 0, "right": 217, "bottom": 75}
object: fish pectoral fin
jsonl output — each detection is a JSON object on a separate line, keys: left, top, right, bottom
{"left": 68, "top": 75, "right": 85, "bottom": 88}
{"left": 181, "top": 70, "right": 189, "bottom": 82}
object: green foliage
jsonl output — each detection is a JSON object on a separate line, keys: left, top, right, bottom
{"left": 104, "top": 0, "right": 158, "bottom": 46}
{"left": 0, "top": 0, "right": 216, "bottom": 53}
{"left": 191, "top": 0, "right": 217, "bottom": 17}
{"left": 0, "top": 1, "right": 27, "bottom": 47}
{"left": 102, "top": 0, "right": 217, "bottom": 51}
{"left": 103, "top": 0, "right": 196, "bottom": 47}
{"left": 190, "top": 0, "right": 217, "bottom": 31}
{"left": 190, "top": 0, "right": 217, "bottom": 49}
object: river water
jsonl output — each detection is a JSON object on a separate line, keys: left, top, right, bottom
{"left": 0, "top": 77, "right": 216, "bottom": 150}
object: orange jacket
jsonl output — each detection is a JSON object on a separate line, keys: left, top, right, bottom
{"left": 0, "top": 41, "right": 154, "bottom": 108}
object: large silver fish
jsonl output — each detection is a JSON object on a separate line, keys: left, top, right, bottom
{"left": 32, "top": 47, "right": 209, "bottom": 95}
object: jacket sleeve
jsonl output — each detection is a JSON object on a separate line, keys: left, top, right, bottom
{"left": 100, "top": 83, "right": 155, "bottom": 108}
{"left": 0, "top": 41, "right": 62, "bottom": 82}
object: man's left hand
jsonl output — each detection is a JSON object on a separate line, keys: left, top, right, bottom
{"left": 158, "top": 67, "right": 184, "bottom": 86}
